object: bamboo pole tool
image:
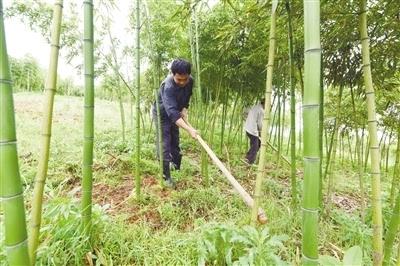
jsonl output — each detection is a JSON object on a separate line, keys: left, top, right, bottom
{"left": 196, "top": 135, "right": 267, "bottom": 224}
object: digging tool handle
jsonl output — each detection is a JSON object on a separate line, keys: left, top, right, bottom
{"left": 196, "top": 135, "right": 267, "bottom": 224}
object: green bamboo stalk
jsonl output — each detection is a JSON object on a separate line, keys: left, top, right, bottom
{"left": 383, "top": 190, "right": 400, "bottom": 266}
{"left": 272, "top": 96, "right": 280, "bottom": 147}
{"left": 347, "top": 133, "right": 354, "bottom": 167}
{"left": 326, "top": 86, "right": 343, "bottom": 207}
{"left": 192, "top": 3, "right": 208, "bottom": 183}
{"left": 364, "top": 136, "right": 370, "bottom": 171}
{"left": 134, "top": 0, "right": 141, "bottom": 198}
{"left": 350, "top": 86, "right": 365, "bottom": 221}
{"left": 385, "top": 132, "right": 392, "bottom": 175}
{"left": 389, "top": 129, "right": 400, "bottom": 206}
{"left": 143, "top": 0, "right": 163, "bottom": 182}
{"left": 194, "top": 4, "right": 202, "bottom": 103}
{"left": 28, "top": 1, "right": 63, "bottom": 263}
{"left": 82, "top": 0, "right": 95, "bottom": 235}
{"left": 0, "top": 1, "right": 30, "bottom": 264}
{"left": 359, "top": 0, "right": 383, "bottom": 264}
{"left": 319, "top": 53, "right": 324, "bottom": 208}
{"left": 302, "top": 0, "right": 321, "bottom": 264}
{"left": 251, "top": 1, "right": 278, "bottom": 225}
{"left": 276, "top": 86, "right": 281, "bottom": 162}
{"left": 268, "top": 96, "right": 278, "bottom": 143}
{"left": 397, "top": 243, "right": 400, "bottom": 266}
{"left": 380, "top": 132, "right": 387, "bottom": 170}
{"left": 281, "top": 85, "right": 286, "bottom": 161}
{"left": 324, "top": 86, "right": 343, "bottom": 181}
{"left": 286, "top": 0, "right": 297, "bottom": 208}
{"left": 107, "top": 27, "right": 126, "bottom": 144}
{"left": 340, "top": 131, "right": 344, "bottom": 166}
{"left": 219, "top": 91, "right": 228, "bottom": 154}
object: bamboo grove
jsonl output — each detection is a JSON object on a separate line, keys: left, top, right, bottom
{"left": 1, "top": 0, "right": 400, "bottom": 265}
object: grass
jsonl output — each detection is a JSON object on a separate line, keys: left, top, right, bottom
{"left": 1, "top": 92, "right": 397, "bottom": 265}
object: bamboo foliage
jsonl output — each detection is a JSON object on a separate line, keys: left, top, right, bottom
{"left": 302, "top": 0, "right": 321, "bottom": 264}
{"left": 0, "top": 1, "right": 30, "bottom": 264}
{"left": 250, "top": 1, "right": 278, "bottom": 225}
{"left": 82, "top": 0, "right": 95, "bottom": 234}
{"left": 28, "top": 0, "right": 63, "bottom": 262}
{"left": 359, "top": 0, "right": 383, "bottom": 264}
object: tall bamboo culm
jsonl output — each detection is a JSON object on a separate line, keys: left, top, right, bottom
{"left": 285, "top": 0, "right": 297, "bottom": 208}
{"left": 0, "top": 1, "right": 30, "bottom": 264}
{"left": 134, "top": 0, "right": 141, "bottom": 198}
{"left": 389, "top": 129, "right": 400, "bottom": 206}
{"left": 28, "top": 1, "right": 63, "bottom": 262}
{"left": 359, "top": 0, "right": 383, "bottom": 264}
{"left": 82, "top": 0, "right": 95, "bottom": 235}
{"left": 302, "top": 0, "right": 321, "bottom": 264}
{"left": 383, "top": 190, "right": 400, "bottom": 266}
{"left": 250, "top": 1, "right": 277, "bottom": 225}
{"left": 143, "top": 0, "right": 163, "bottom": 183}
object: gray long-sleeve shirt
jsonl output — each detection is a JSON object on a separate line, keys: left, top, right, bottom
{"left": 154, "top": 75, "right": 194, "bottom": 123}
{"left": 244, "top": 103, "right": 264, "bottom": 137}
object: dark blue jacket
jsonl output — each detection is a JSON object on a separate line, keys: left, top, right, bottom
{"left": 153, "top": 75, "right": 194, "bottom": 123}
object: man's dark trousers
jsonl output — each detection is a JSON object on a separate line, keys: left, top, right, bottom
{"left": 246, "top": 132, "right": 260, "bottom": 164}
{"left": 154, "top": 117, "right": 182, "bottom": 178}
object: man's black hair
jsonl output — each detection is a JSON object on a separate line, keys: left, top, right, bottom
{"left": 171, "top": 59, "right": 191, "bottom": 75}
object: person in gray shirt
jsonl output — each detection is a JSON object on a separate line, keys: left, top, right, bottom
{"left": 244, "top": 99, "right": 265, "bottom": 164}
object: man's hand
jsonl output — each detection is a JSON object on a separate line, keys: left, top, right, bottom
{"left": 188, "top": 127, "right": 198, "bottom": 139}
{"left": 175, "top": 117, "right": 198, "bottom": 139}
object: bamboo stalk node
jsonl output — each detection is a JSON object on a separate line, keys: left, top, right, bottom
{"left": 0, "top": 78, "right": 13, "bottom": 84}
{"left": 0, "top": 192, "right": 23, "bottom": 201}
{"left": 302, "top": 255, "right": 319, "bottom": 263}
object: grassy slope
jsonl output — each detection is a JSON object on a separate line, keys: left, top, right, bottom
{"left": 1, "top": 92, "right": 396, "bottom": 265}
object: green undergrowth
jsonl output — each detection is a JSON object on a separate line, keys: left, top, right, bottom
{"left": 1, "top": 93, "right": 391, "bottom": 265}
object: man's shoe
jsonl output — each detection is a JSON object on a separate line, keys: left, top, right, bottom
{"left": 164, "top": 178, "right": 176, "bottom": 189}
{"left": 170, "top": 162, "right": 180, "bottom": 171}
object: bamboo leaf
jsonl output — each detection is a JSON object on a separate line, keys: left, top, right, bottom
{"left": 343, "top": 246, "right": 362, "bottom": 266}
{"left": 319, "top": 255, "right": 341, "bottom": 266}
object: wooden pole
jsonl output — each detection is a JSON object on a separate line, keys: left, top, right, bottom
{"left": 196, "top": 135, "right": 267, "bottom": 224}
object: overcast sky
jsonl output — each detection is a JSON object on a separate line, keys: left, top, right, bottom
{"left": 3, "top": 0, "right": 133, "bottom": 86}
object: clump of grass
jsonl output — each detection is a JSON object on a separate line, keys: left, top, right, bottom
{"left": 197, "top": 223, "right": 289, "bottom": 265}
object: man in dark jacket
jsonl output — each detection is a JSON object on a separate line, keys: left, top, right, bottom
{"left": 152, "top": 59, "right": 198, "bottom": 188}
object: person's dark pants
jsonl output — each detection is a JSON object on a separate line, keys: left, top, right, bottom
{"left": 246, "top": 132, "right": 261, "bottom": 164}
{"left": 153, "top": 111, "right": 182, "bottom": 180}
